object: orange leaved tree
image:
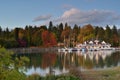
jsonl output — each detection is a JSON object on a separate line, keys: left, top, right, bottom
{"left": 41, "top": 30, "right": 57, "bottom": 47}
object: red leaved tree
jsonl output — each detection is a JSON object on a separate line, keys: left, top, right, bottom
{"left": 41, "top": 30, "right": 57, "bottom": 47}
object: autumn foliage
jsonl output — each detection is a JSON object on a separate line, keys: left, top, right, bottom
{"left": 41, "top": 30, "right": 57, "bottom": 47}
{"left": 0, "top": 21, "right": 120, "bottom": 48}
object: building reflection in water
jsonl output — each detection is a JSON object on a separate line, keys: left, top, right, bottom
{"left": 58, "top": 50, "right": 119, "bottom": 70}
{"left": 25, "top": 50, "right": 120, "bottom": 76}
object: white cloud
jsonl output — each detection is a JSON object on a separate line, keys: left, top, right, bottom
{"left": 33, "top": 14, "right": 52, "bottom": 22}
{"left": 36, "top": 8, "right": 120, "bottom": 27}
{"left": 61, "top": 8, "right": 79, "bottom": 18}
{"left": 52, "top": 8, "right": 120, "bottom": 26}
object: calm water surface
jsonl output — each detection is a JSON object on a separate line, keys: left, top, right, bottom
{"left": 19, "top": 50, "right": 120, "bottom": 76}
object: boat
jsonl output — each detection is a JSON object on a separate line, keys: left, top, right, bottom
{"left": 58, "top": 47, "right": 72, "bottom": 52}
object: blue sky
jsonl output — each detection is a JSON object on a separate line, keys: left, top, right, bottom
{"left": 0, "top": 0, "right": 120, "bottom": 29}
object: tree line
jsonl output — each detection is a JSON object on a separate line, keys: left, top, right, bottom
{"left": 0, "top": 21, "right": 120, "bottom": 48}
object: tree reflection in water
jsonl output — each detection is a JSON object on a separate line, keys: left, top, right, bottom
{"left": 21, "top": 50, "right": 120, "bottom": 76}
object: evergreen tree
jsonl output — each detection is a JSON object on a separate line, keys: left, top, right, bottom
{"left": 65, "top": 22, "right": 68, "bottom": 29}
{"left": 14, "top": 28, "right": 20, "bottom": 40}
{"left": 73, "top": 24, "right": 80, "bottom": 41}
{"left": 48, "top": 21, "right": 53, "bottom": 32}
{"left": 94, "top": 26, "right": 100, "bottom": 39}
{"left": 97, "top": 27, "right": 105, "bottom": 41}
{"left": 6, "top": 27, "right": 9, "bottom": 39}
{"left": 105, "top": 25, "right": 112, "bottom": 43}
{"left": 112, "top": 25, "right": 118, "bottom": 36}
{"left": 40, "top": 25, "right": 47, "bottom": 30}
{"left": 111, "top": 25, "right": 119, "bottom": 46}
{"left": 25, "top": 25, "right": 29, "bottom": 30}
{"left": 58, "top": 23, "right": 63, "bottom": 42}
{"left": 27, "top": 26, "right": 32, "bottom": 46}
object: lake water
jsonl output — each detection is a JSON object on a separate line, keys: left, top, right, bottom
{"left": 19, "top": 50, "right": 120, "bottom": 76}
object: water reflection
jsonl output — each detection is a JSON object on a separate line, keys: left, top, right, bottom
{"left": 21, "top": 50, "right": 120, "bottom": 76}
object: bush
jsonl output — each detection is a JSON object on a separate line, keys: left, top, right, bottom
{"left": 0, "top": 38, "right": 19, "bottom": 48}
{"left": 26, "top": 74, "right": 80, "bottom": 80}
{"left": 0, "top": 48, "right": 29, "bottom": 80}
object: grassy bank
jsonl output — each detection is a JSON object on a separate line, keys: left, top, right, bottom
{"left": 25, "top": 67, "right": 120, "bottom": 80}
{"left": 70, "top": 67, "right": 120, "bottom": 80}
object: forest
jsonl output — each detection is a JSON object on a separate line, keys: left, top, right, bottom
{"left": 0, "top": 21, "right": 120, "bottom": 48}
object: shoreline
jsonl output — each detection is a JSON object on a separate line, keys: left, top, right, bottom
{"left": 82, "top": 66, "right": 120, "bottom": 80}
{"left": 70, "top": 66, "right": 120, "bottom": 80}
{"left": 7, "top": 47, "right": 120, "bottom": 54}
{"left": 7, "top": 47, "right": 58, "bottom": 54}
